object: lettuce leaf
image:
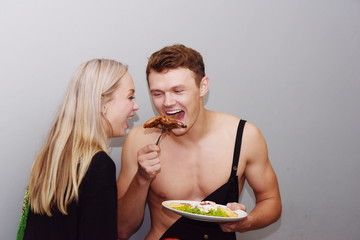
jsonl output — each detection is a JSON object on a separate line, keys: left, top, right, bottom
{"left": 175, "top": 204, "right": 228, "bottom": 217}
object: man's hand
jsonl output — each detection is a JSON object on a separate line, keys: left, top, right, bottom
{"left": 137, "top": 144, "right": 161, "bottom": 181}
{"left": 219, "top": 202, "right": 252, "bottom": 233}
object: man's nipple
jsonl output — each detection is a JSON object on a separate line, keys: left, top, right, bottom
{"left": 158, "top": 191, "right": 167, "bottom": 199}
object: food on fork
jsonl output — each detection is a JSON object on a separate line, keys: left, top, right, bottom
{"left": 143, "top": 115, "right": 187, "bottom": 130}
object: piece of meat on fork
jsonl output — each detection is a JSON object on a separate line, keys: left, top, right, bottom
{"left": 143, "top": 115, "right": 187, "bottom": 145}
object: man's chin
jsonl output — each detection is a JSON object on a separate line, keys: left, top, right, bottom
{"left": 172, "top": 128, "right": 187, "bottom": 136}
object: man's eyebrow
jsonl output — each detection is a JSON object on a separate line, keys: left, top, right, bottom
{"left": 150, "top": 84, "right": 186, "bottom": 92}
{"left": 149, "top": 88, "right": 161, "bottom": 92}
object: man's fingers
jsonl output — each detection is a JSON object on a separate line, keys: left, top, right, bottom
{"left": 226, "top": 202, "right": 246, "bottom": 211}
{"left": 138, "top": 144, "right": 160, "bottom": 155}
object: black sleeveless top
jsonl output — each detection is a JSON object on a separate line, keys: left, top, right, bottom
{"left": 160, "top": 119, "right": 246, "bottom": 240}
{"left": 24, "top": 152, "right": 117, "bottom": 240}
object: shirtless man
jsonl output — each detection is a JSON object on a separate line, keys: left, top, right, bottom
{"left": 117, "top": 44, "right": 282, "bottom": 240}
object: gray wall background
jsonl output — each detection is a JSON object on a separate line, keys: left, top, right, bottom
{"left": 1, "top": 0, "right": 359, "bottom": 239}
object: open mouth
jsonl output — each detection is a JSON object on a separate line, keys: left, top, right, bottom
{"left": 166, "top": 109, "right": 185, "bottom": 120}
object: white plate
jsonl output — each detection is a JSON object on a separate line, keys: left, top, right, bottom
{"left": 162, "top": 200, "right": 248, "bottom": 222}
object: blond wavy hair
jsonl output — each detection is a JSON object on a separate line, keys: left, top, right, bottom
{"left": 28, "top": 59, "right": 128, "bottom": 216}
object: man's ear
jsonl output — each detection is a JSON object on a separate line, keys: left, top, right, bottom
{"left": 199, "top": 76, "right": 210, "bottom": 97}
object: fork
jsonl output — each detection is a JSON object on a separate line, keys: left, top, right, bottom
{"left": 156, "top": 126, "right": 168, "bottom": 145}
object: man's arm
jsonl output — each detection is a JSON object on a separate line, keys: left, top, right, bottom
{"left": 220, "top": 122, "right": 282, "bottom": 232}
{"left": 117, "top": 129, "right": 161, "bottom": 239}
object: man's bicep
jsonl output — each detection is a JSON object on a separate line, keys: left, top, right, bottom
{"left": 245, "top": 159, "right": 279, "bottom": 199}
{"left": 243, "top": 124, "right": 279, "bottom": 200}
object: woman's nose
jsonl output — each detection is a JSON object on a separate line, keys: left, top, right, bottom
{"left": 133, "top": 100, "right": 140, "bottom": 111}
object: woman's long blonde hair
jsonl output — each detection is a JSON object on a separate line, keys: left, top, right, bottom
{"left": 28, "top": 59, "right": 128, "bottom": 216}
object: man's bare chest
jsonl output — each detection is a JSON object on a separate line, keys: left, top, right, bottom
{"left": 149, "top": 145, "right": 236, "bottom": 201}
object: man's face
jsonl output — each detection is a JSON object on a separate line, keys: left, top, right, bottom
{"left": 148, "top": 68, "right": 203, "bottom": 135}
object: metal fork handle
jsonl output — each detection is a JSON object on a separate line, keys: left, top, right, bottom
{"left": 156, "top": 126, "right": 167, "bottom": 145}
{"left": 155, "top": 132, "right": 163, "bottom": 145}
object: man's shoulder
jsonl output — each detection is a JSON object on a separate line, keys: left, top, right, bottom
{"left": 125, "top": 123, "right": 160, "bottom": 145}
{"left": 127, "top": 124, "right": 145, "bottom": 135}
{"left": 212, "top": 111, "right": 259, "bottom": 130}
{"left": 127, "top": 123, "right": 160, "bottom": 136}
{"left": 209, "top": 111, "right": 264, "bottom": 140}
{"left": 210, "top": 111, "right": 242, "bottom": 127}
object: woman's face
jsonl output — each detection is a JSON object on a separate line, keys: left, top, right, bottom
{"left": 103, "top": 72, "right": 139, "bottom": 137}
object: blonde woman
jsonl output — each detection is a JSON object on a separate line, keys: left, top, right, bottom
{"left": 21, "top": 59, "right": 139, "bottom": 240}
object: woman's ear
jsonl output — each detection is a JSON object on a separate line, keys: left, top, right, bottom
{"left": 199, "top": 76, "right": 210, "bottom": 97}
{"left": 102, "top": 104, "right": 108, "bottom": 115}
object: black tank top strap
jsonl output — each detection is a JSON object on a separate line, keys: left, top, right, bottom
{"left": 230, "top": 119, "right": 246, "bottom": 178}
